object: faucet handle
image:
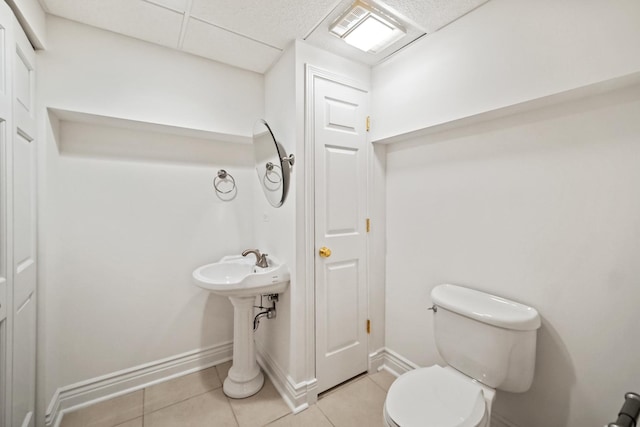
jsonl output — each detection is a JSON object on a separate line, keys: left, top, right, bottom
{"left": 257, "top": 253, "right": 269, "bottom": 268}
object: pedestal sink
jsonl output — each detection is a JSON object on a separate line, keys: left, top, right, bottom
{"left": 192, "top": 254, "right": 289, "bottom": 398}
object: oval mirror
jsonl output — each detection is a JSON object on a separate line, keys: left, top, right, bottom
{"left": 252, "top": 119, "right": 294, "bottom": 208}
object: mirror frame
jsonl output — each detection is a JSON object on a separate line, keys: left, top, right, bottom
{"left": 253, "top": 119, "right": 293, "bottom": 208}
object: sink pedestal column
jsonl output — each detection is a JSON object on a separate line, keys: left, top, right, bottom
{"left": 223, "top": 295, "right": 264, "bottom": 398}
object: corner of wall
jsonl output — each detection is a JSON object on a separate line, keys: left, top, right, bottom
{"left": 5, "top": 0, "right": 46, "bottom": 49}
{"left": 254, "top": 42, "right": 297, "bottom": 389}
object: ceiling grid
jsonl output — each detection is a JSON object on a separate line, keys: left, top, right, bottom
{"left": 176, "top": 0, "right": 194, "bottom": 49}
{"left": 41, "top": 0, "right": 489, "bottom": 73}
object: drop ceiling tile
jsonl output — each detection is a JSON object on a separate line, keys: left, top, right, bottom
{"left": 44, "top": 0, "right": 183, "bottom": 48}
{"left": 189, "top": 0, "right": 342, "bottom": 49}
{"left": 181, "top": 17, "right": 282, "bottom": 73}
{"left": 143, "top": 0, "right": 189, "bottom": 13}
{"left": 377, "top": 0, "right": 489, "bottom": 32}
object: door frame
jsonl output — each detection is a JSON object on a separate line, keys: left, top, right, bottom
{"left": 303, "top": 65, "right": 372, "bottom": 394}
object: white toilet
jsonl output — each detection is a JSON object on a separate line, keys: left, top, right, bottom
{"left": 384, "top": 284, "right": 541, "bottom": 427}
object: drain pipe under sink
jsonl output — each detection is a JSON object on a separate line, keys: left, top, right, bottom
{"left": 253, "top": 294, "right": 278, "bottom": 331}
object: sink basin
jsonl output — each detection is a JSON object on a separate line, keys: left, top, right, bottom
{"left": 193, "top": 255, "right": 289, "bottom": 297}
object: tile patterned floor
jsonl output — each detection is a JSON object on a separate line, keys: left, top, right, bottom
{"left": 60, "top": 361, "right": 397, "bottom": 427}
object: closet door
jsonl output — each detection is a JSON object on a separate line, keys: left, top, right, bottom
{"left": 11, "top": 14, "right": 37, "bottom": 427}
{"left": 314, "top": 73, "right": 369, "bottom": 393}
{"left": 0, "top": 6, "right": 37, "bottom": 427}
{"left": 0, "top": 3, "right": 13, "bottom": 426}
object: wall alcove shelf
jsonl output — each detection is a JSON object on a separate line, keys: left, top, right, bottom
{"left": 373, "top": 71, "right": 640, "bottom": 146}
{"left": 47, "top": 107, "right": 253, "bottom": 164}
{"left": 47, "top": 108, "right": 252, "bottom": 144}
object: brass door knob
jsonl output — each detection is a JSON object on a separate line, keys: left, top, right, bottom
{"left": 319, "top": 247, "right": 332, "bottom": 258}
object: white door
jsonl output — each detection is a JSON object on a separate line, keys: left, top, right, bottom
{"left": 0, "top": 3, "right": 14, "bottom": 426}
{"left": 11, "top": 13, "right": 37, "bottom": 427}
{"left": 314, "top": 73, "right": 369, "bottom": 393}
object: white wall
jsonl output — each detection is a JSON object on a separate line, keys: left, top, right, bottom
{"left": 384, "top": 84, "right": 640, "bottom": 426}
{"left": 39, "top": 16, "right": 260, "bottom": 138}
{"left": 372, "top": 0, "right": 640, "bottom": 141}
{"left": 37, "top": 16, "right": 263, "bottom": 419}
{"left": 374, "top": 1, "right": 640, "bottom": 425}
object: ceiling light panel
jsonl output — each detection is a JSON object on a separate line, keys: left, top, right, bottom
{"left": 330, "top": 3, "right": 368, "bottom": 37}
{"left": 305, "top": 0, "right": 425, "bottom": 66}
{"left": 329, "top": 1, "right": 406, "bottom": 53}
{"left": 344, "top": 15, "right": 405, "bottom": 52}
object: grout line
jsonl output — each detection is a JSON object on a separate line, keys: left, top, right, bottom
{"left": 315, "top": 404, "right": 337, "bottom": 427}
{"left": 188, "top": 16, "right": 283, "bottom": 51}
{"left": 67, "top": 364, "right": 230, "bottom": 426}
{"left": 143, "top": 387, "right": 220, "bottom": 417}
{"left": 367, "top": 373, "right": 390, "bottom": 393}
{"left": 141, "top": 367, "right": 224, "bottom": 416}
{"left": 264, "top": 411, "right": 290, "bottom": 425}
{"left": 226, "top": 394, "right": 241, "bottom": 427}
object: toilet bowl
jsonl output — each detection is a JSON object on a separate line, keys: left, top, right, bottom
{"left": 383, "top": 284, "right": 541, "bottom": 427}
{"left": 383, "top": 365, "right": 494, "bottom": 427}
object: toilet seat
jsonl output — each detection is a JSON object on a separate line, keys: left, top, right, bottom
{"left": 384, "top": 365, "right": 488, "bottom": 427}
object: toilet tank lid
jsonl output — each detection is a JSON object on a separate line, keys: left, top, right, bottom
{"left": 431, "top": 284, "right": 541, "bottom": 331}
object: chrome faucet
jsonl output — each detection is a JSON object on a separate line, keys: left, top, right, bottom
{"left": 242, "top": 249, "right": 269, "bottom": 268}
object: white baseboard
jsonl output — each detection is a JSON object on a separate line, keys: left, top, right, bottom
{"left": 45, "top": 341, "right": 233, "bottom": 427}
{"left": 255, "top": 341, "right": 317, "bottom": 414}
{"left": 368, "top": 347, "right": 386, "bottom": 372}
{"left": 253, "top": 346, "right": 393, "bottom": 415}
{"left": 380, "top": 347, "right": 420, "bottom": 377}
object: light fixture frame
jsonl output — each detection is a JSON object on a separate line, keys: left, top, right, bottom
{"left": 329, "top": 0, "right": 406, "bottom": 54}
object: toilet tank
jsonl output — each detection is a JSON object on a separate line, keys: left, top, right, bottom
{"left": 431, "top": 284, "right": 541, "bottom": 393}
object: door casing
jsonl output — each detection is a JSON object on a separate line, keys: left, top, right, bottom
{"left": 304, "top": 65, "right": 372, "bottom": 394}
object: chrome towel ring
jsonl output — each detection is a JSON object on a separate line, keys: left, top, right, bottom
{"left": 213, "top": 169, "right": 236, "bottom": 195}
{"left": 264, "top": 162, "right": 283, "bottom": 190}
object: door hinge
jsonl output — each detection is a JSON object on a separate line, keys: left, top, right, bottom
{"left": 366, "top": 319, "right": 371, "bottom": 334}
{"left": 366, "top": 218, "right": 370, "bottom": 233}
{"left": 366, "top": 116, "right": 370, "bottom": 132}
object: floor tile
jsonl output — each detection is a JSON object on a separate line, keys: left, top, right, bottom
{"left": 318, "top": 377, "right": 386, "bottom": 427}
{"left": 144, "top": 389, "right": 237, "bottom": 427}
{"left": 318, "top": 372, "right": 368, "bottom": 399}
{"left": 369, "top": 369, "right": 397, "bottom": 392}
{"left": 266, "top": 405, "right": 332, "bottom": 427}
{"left": 144, "top": 366, "right": 221, "bottom": 413}
{"left": 115, "top": 418, "right": 143, "bottom": 427}
{"left": 216, "top": 360, "right": 232, "bottom": 383}
{"left": 227, "top": 377, "right": 290, "bottom": 427}
{"left": 60, "top": 391, "right": 143, "bottom": 427}
{"left": 60, "top": 363, "right": 395, "bottom": 427}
